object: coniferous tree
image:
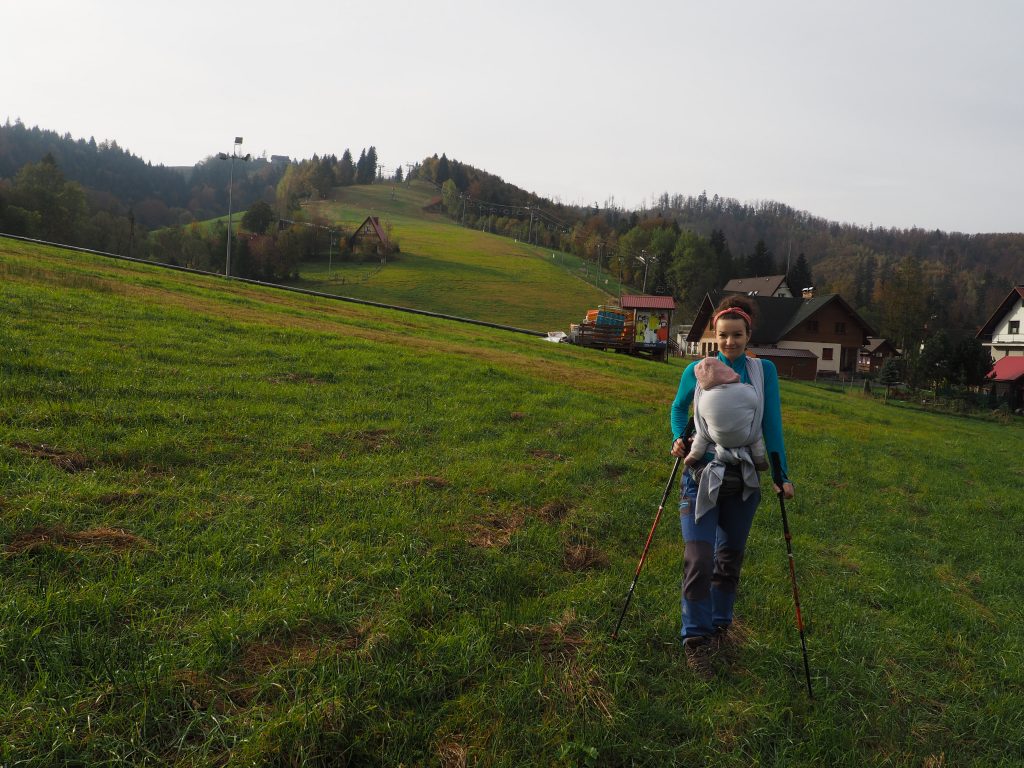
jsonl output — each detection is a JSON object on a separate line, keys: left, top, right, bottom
{"left": 747, "top": 239, "right": 775, "bottom": 276}
{"left": 366, "top": 146, "right": 378, "bottom": 182}
{"left": 710, "top": 229, "right": 733, "bottom": 287}
{"left": 355, "top": 149, "right": 369, "bottom": 184}
{"left": 436, "top": 154, "right": 450, "bottom": 185}
{"left": 337, "top": 149, "right": 355, "bottom": 186}
{"left": 787, "top": 252, "right": 813, "bottom": 294}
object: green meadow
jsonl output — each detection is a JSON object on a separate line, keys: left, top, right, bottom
{"left": 291, "top": 181, "right": 621, "bottom": 330}
{"left": 1, "top": 237, "right": 1023, "bottom": 766}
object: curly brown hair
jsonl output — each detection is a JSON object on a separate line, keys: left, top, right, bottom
{"left": 713, "top": 294, "right": 756, "bottom": 332}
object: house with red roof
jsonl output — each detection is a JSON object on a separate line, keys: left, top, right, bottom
{"left": 976, "top": 284, "right": 1024, "bottom": 409}
{"left": 986, "top": 357, "right": 1024, "bottom": 410}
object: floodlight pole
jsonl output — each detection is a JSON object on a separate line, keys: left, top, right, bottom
{"left": 218, "top": 137, "right": 251, "bottom": 278}
{"left": 637, "top": 250, "right": 657, "bottom": 293}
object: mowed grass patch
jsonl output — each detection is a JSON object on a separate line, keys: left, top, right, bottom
{"left": 1, "top": 239, "right": 1023, "bottom": 766}
{"left": 292, "top": 181, "right": 613, "bottom": 331}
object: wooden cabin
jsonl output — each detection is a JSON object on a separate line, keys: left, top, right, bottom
{"left": 686, "top": 291, "right": 875, "bottom": 380}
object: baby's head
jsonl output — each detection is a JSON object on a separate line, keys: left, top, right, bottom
{"left": 695, "top": 357, "right": 740, "bottom": 390}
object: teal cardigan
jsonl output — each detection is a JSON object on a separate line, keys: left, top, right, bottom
{"left": 671, "top": 353, "right": 791, "bottom": 483}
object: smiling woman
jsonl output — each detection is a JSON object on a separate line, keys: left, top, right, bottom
{"left": 669, "top": 293, "right": 795, "bottom": 680}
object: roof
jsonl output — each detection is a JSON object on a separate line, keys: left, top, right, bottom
{"left": 976, "top": 285, "right": 1024, "bottom": 340}
{"left": 987, "top": 356, "right": 1024, "bottom": 382}
{"left": 685, "top": 292, "right": 877, "bottom": 343}
{"left": 350, "top": 215, "right": 388, "bottom": 244}
{"left": 863, "top": 337, "right": 899, "bottom": 355}
{"left": 749, "top": 346, "right": 817, "bottom": 358}
{"left": 620, "top": 294, "right": 676, "bottom": 310}
{"left": 723, "top": 275, "right": 789, "bottom": 296}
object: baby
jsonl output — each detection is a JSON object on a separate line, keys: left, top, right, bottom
{"left": 685, "top": 357, "right": 769, "bottom": 470}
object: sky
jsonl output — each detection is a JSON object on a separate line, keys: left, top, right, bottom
{"left": 5, "top": 0, "right": 1023, "bottom": 234}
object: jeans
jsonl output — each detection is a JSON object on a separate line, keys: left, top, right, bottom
{"left": 678, "top": 466, "right": 760, "bottom": 640}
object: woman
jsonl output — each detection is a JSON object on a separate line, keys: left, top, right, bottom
{"left": 670, "top": 295, "right": 795, "bottom": 680}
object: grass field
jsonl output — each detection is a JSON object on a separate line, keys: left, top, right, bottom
{"left": 289, "top": 181, "right": 622, "bottom": 331}
{"left": 2, "top": 237, "right": 1023, "bottom": 766}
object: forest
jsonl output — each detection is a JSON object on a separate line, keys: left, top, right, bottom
{"left": 2, "top": 121, "right": 1022, "bottom": 364}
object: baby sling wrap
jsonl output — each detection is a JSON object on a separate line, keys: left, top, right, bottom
{"left": 691, "top": 356, "right": 764, "bottom": 522}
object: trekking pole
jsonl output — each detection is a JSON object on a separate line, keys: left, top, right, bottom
{"left": 611, "top": 456, "right": 682, "bottom": 641}
{"left": 770, "top": 452, "right": 813, "bottom": 699}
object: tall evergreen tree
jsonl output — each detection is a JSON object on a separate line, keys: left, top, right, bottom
{"left": 366, "top": 146, "right": 378, "bottom": 182}
{"left": 709, "top": 229, "right": 733, "bottom": 287}
{"left": 436, "top": 153, "right": 450, "bottom": 185}
{"left": 747, "top": 239, "right": 775, "bottom": 276}
{"left": 355, "top": 149, "right": 369, "bottom": 184}
{"left": 787, "top": 252, "right": 814, "bottom": 294}
{"left": 337, "top": 149, "right": 355, "bottom": 186}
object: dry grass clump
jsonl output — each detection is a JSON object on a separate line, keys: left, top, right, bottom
{"left": 5, "top": 525, "right": 149, "bottom": 554}
{"left": 12, "top": 442, "right": 90, "bottom": 472}
{"left": 562, "top": 542, "right": 609, "bottom": 572}
{"left": 534, "top": 499, "right": 572, "bottom": 522}
{"left": 435, "top": 735, "right": 468, "bottom": 768}
{"left": 468, "top": 511, "right": 525, "bottom": 548}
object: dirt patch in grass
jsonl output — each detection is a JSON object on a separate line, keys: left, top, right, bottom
{"left": 602, "top": 463, "right": 629, "bottom": 479}
{"left": 468, "top": 511, "right": 526, "bottom": 548}
{"left": 563, "top": 542, "right": 609, "bottom": 572}
{"left": 12, "top": 442, "right": 90, "bottom": 472}
{"left": 237, "top": 622, "right": 366, "bottom": 677}
{"left": 399, "top": 475, "right": 450, "bottom": 489}
{"left": 530, "top": 448, "right": 565, "bottom": 461}
{"left": 533, "top": 499, "right": 572, "bottom": 522}
{"left": 5, "top": 525, "right": 149, "bottom": 555}
{"left": 508, "top": 411, "right": 526, "bottom": 421}
{"left": 353, "top": 428, "right": 395, "bottom": 452}
{"left": 513, "top": 611, "right": 586, "bottom": 662}
{"left": 267, "top": 372, "right": 328, "bottom": 385}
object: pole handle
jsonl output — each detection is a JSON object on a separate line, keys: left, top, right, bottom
{"left": 770, "top": 451, "right": 784, "bottom": 490}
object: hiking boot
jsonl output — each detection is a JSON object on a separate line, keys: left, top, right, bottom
{"left": 711, "top": 625, "right": 737, "bottom": 663}
{"left": 684, "top": 637, "right": 715, "bottom": 681}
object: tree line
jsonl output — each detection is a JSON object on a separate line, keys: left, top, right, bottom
{"left": 417, "top": 155, "right": 1021, "bottom": 361}
{"left": 2, "top": 121, "right": 1021, "bottom": 363}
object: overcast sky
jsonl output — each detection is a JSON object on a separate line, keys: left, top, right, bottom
{"left": 6, "top": 0, "right": 1022, "bottom": 233}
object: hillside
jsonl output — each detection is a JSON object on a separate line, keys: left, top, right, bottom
{"left": 1, "top": 237, "right": 1023, "bottom": 766}
{"left": 293, "top": 180, "right": 618, "bottom": 331}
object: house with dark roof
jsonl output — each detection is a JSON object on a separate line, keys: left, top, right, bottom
{"left": 686, "top": 292, "right": 876, "bottom": 380}
{"left": 858, "top": 337, "right": 901, "bottom": 375}
{"left": 976, "top": 285, "right": 1024, "bottom": 362}
{"left": 722, "top": 275, "right": 793, "bottom": 298}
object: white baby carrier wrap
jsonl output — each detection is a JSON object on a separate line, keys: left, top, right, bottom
{"left": 691, "top": 357, "right": 765, "bottom": 522}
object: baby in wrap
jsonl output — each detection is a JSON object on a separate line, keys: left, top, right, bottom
{"left": 684, "top": 357, "right": 769, "bottom": 471}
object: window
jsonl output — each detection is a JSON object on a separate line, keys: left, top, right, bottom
{"left": 835, "top": 322, "right": 846, "bottom": 334}
{"left": 807, "top": 320, "right": 819, "bottom": 332}
{"left": 1011, "top": 320, "right": 1021, "bottom": 334}
{"left": 822, "top": 348, "right": 834, "bottom": 361}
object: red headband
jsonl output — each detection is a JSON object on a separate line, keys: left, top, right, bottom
{"left": 713, "top": 308, "right": 752, "bottom": 328}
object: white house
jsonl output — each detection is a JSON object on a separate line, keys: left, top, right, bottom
{"left": 976, "top": 285, "right": 1024, "bottom": 362}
